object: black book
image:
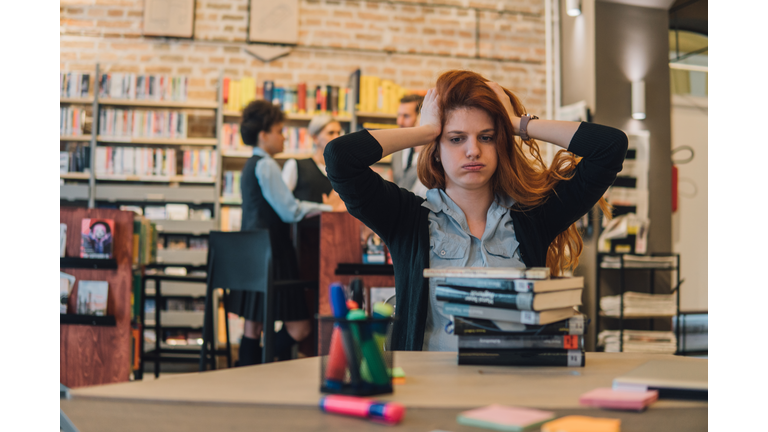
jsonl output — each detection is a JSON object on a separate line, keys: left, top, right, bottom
{"left": 81, "top": 74, "right": 90, "bottom": 98}
{"left": 458, "top": 348, "right": 585, "bottom": 367}
{"left": 458, "top": 334, "right": 583, "bottom": 350}
{"left": 453, "top": 315, "right": 586, "bottom": 336}
{"left": 436, "top": 285, "right": 582, "bottom": 311}
{"left": 434, "top": 276, "right": 583, "bottom": 293}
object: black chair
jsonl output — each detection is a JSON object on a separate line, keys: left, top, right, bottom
{"left": 199, "top": 230, "right": 317, "bottom": 370}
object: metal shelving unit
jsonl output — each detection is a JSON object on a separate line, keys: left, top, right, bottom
{"left": 595, "top": 253, "right": 682, "bottom": 353}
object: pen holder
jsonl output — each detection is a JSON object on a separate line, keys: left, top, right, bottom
{"left": 319, "top": 316, "right": 394, "bottom": 396}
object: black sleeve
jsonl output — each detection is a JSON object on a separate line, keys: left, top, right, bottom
{"left": 324, "top": 130, "right": 424, "bottom": 245}
{"left": 535, "top": 122, "right": 629, "bottom": 242}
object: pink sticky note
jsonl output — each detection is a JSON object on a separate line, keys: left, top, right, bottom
{"left": 457, "top": 405, "right": 556, "bottom": 431}
{"left": 579, "top": 387, "right": 658, "bottom": 411}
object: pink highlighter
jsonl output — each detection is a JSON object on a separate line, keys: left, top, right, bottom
{"left": 319, "top": 395, "right": 405, "bottom": 425}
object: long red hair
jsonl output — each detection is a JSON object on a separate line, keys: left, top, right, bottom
{"left": 417, "top": 70, "right": 611, "bottom": 276}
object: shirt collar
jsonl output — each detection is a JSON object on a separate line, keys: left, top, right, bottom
{"left": 252, "top": 147, "right": 270, "bottom": 158}
{"left": 422, "top": 189, "right": 515, "bottom": 220}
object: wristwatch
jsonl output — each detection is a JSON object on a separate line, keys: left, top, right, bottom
{"left": 519, "top": 114, "right": 539, "bottom": 141}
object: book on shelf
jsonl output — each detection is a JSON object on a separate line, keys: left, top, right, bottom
{"left": 600, "top": 291, "right": 678, "bottom": 317}
{"left": 424, "top": 267, "right": 549, "bottom": 280}
{"left": 458, "top": 348, "right": 585, "bottom": 367}
{"left": 98, "top": 73, "right": 188, "bottom": 102}
{"left": 444, "top": 303, "right": 579, "bottom": 326}
{"left": 181, "top": 149, "right": 217, "bottom": 178}
{"left": 433, "top": 275, "right": 583, "bottom": 293}
{"left": 358, "top": 75, "right": 408, "bottom": 114}
{"left": 60, "top": 143, "right": 91, "bottom": 174}
{"left": 60, "top": 72, "right": 90, "bottom": 99}
{"left": 189, "top": 237, "right": 208, "bottom": 251}
{"left": 598, "top": 330, "right": 677, "bottom": 354}
{"left": 436, "top": 286, "right": 583, "bottom": 311}
{"left": 600, "top": 254, "right": 677, "bottom": 269}
{"left": 95, "top": 146, "right": 178, "bottom": 178}
{"left": 80, "top": 218, "right": 114, "bottom": 259}
{"left": 60, "top": 272, "right": 76, "bottom": 314}
{"left": 98, "top": 108, "right": 189, "bottom": 139}
{"left": 283, "top": 126, "right": 313, "bottom": 154}
{"left": 672, "top": 313, "right": 708, "bottom": 334}
{"left": 222, "top": 171, "right": 243, "bottom": 199}
{"left": 220, "top": 206, "right": 242, "bottom": 232}
{"left": 145, "top": 206, "right": 167, "bottom": 220}
{"left": 165, "top": 235, "right": 188, "bottom": 250}
{"left": 76, "top": 280, "right": 109, "bottom": 316}
{"left": 60, "top": 105, "right": 88, "bottom": 136}
{"left": 60, "top": 224, "right": 67, "bottom": 258}
{"left": 221, "top": 123, "right": 251, "bottom": 152}
{"left": 453, "top": 316, "right": 587, "bottom": 337}
{"left": 189, "top": 208, "right": 212, "bottom": 221}
{"left": 132, "top": 216, "right": 157, "bottom": 266}
{"left": 458, "top": 334, "right": 583, "bottom": 350}
{"left": 165, "top": 204, "right": 190, "bottom": 220}
{"left": 360, "top": 224, "right": 386, "bottom": 264}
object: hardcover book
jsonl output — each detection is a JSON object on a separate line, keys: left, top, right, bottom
{"left": 434, "top": 276, "right": 584, "bottom": 293}
{"left": 76, "top": 280, "right": 109, "bottom": 316}
{"left": 453, "top": 316, "right": 586, "bottom": 336}
{"left": 458, "top": 334, "right": 583, "bottom": 350}
{"left": 80, "top": 218, "right": 115, "bottom": 259}
{"left": 444, "top": 303, "right": 578, "bottom": 326}
{"left": 424, "top": 267, "right": 549, "bottom": 280}
{"left": 436, "top": 286, "right": 582, "bottom": 311}
{"left": 458, "top": 348, "right": 585, "bottom": 367}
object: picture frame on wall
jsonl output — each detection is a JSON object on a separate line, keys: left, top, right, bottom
{"left": 248, "top": 0, "right": 298, "bottom": 45}
{"left": 143, "top": 0, "right": 196, "bottom": 39}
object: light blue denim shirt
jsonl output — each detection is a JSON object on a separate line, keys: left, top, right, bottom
{"left": 421, "top": 188, "right": 525, "bottom": 351}
{"left": 253, "top": 147, "right": 331, "bottom": 223}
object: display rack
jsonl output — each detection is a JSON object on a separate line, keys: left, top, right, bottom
{"left": 595, "top": 253, "right": 681, "bottom": 353}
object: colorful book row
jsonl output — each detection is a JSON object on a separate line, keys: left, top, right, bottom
{"left": 223, "top": 77, "right": 354, "bottom": 116}
{"left": 60, "top": 106, "right": 88, "bottom": 136}
{"left": 98, "top": 108, "right": 189, "bottom": 139}
{"left": 60, "top": 72, "right": 91, "bottom": 99}
{"left": 95, "top": 146, "right": 178, "bottom": 177}
{"left": 98, "top": 73, "right": 188, "bottom": 102}
{"left": 222, "top": 171, "right": 242, "bottom": 199}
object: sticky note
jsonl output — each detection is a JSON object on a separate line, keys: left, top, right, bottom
{"left": 457, "top": 405, "right": 556, "bottom": 431}
{"left": 541, "top": 415, "right": 621, "bottom": 432}
{"left": 579, "top": 387, "right": 658, "bottom": 411}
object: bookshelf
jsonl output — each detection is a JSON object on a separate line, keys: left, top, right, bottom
{"left": 96, "top": 137, "right": 218, "bottom": 146}
{"left": 595, "top": 253, "right": 682, "bottom": 354}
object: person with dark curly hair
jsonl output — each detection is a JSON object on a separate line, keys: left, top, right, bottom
{"left": 229, "top": 100, "right": 335, "bottom": 365}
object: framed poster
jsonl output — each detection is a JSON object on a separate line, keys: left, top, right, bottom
{"left": 248, "top": 0, "right": 298, "bottom": 44}
{"left": 143, "top": 0, "right": 196, "bottom": 39}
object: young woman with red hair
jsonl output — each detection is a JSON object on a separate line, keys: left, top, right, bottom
{"left": 325, "top": 70, "right": 628, "bottom": 351}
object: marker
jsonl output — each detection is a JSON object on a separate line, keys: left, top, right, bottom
{"left": 372, "top": 302, "right": 394, "bottom": 354}
{"left": 347, "top": 309, "right": 390, "bottom": 386}
{"left": 329, "top": 282, "right": 361, "bottom": 385}
{"left": 319, "top": 395, "right": 405, "bottom": 425}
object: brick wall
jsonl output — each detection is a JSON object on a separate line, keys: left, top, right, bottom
{"left": 61, "top": 0, "right": 546, "bottom": 113}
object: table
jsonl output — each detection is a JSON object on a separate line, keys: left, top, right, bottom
{"left": 62, "top": 352, "right": 707, "bottom": 431}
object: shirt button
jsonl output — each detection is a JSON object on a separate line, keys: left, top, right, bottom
{"left": 440, "top": 250, "right": 446, "bottom": 256}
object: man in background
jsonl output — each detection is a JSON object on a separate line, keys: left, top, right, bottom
{"left": 391, "top": 94, "right": 427, "bottom": 197}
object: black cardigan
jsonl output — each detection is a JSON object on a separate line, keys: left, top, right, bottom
{"left": 324, "top": 122, "right": 628, "bottom": 351}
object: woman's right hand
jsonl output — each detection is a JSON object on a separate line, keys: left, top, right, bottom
{"left": 418, "top": 88, "right": 442, "bottom": 140}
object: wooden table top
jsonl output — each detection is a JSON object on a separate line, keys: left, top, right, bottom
{"left": 70, "top": 351, "right": 707, "bottom": 410}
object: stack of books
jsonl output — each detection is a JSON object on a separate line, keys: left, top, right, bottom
{"left": 597, "top": 330, "right": 677, "bottom": 354}
{"left": 423, "top": 267, "right": 586, "bottom": 367}
{"left": 600, "top": 291, "right": 677, "bottom": 317}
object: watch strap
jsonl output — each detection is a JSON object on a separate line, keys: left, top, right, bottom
{"left": 519, "top": 114, "right": 539, "bottom": 141}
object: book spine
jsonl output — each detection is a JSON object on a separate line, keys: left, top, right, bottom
{"left": 436, "top": 286, "right": 533, "bottom": 310}
{"left": 453, "top": 316, "right": 586, "bottom": 336}
{"left": 458, "top": 349, "right": 585, "bottom": 367}
{"left": 444, "top": 303, "right": 534, "bottom": 324}
{"left": 457, "top": 335, "right": 583, "bottom": 350}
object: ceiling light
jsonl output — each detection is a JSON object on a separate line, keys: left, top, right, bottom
{"left": 566, "top": 0, "right": 582, "bottom": 17}
{"left": 632, "top": 80, "right": 646, "bottom": 120}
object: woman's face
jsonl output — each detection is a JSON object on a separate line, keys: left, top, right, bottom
{"left": 314, "top": 121, "right": 342, "bottom": 151}
{"left": 438, "top": 107, "right": 498, "bottom": 192}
